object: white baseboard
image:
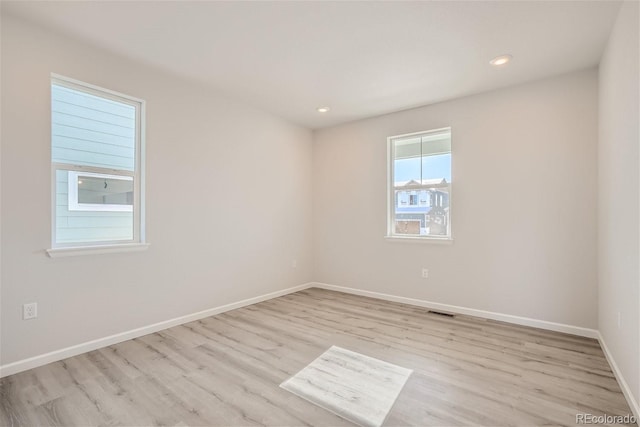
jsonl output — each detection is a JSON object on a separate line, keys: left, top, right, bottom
{"left": 3, "top": 281, "right": 636, "bottom": 422}
{"left": 598, "top": 332, "right": 640, "bottom": 422}
{"left": 0, "top": 282, "right": 314, "bottom": 378}
{"left": 311, "top": 282, "right": 599, "bottom": 338}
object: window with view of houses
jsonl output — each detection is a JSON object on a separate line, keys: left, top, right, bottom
{"left": 388, "top": 128, "right": 451, "bottom": 239}
{"left": 50, "top": 75, "right": 145, "bottom": 248}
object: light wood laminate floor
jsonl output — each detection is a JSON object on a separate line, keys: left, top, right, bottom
{"left": 0, "top": 288, "right": 634, "bottom": 426}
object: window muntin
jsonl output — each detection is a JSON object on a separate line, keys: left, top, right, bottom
{"left": 388, "top": 128, "right": 451, "bottom": 239}
{"left": 51, "top": 76, "right": 144, "bottom": 247}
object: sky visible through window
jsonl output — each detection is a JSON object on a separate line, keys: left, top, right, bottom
{"left": 394, "top": 153, "right": 451, "bottom": 183}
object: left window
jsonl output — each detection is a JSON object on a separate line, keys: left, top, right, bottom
{"left": 51, "top": 75, "right": 144, "bottom": 248}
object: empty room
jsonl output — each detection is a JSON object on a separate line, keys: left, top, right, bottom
{"left": 0, "top": 1, "right": 638, "bottom": 426}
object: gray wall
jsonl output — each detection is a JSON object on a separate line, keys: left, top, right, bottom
{"left": 598, "top": 0, "right": 640, "bottom": 410}
{"left": 313, "top": 69, "right": 598, "bottom": 329}
{"left": 1, "top": 15, "right": 314, "bottom": 365}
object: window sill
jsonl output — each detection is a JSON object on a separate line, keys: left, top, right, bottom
{"left": 46, "top": 243, "right": 150, "bottom": 258}
{"left": 384, "top": 235, "right": 453, "bottom": 244}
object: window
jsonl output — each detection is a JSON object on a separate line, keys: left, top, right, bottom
{"left": 50, "top": 75, "right": 145, "bottom": 250}
{"left": 388, "top": 128, "right": 451, "bottom": 240}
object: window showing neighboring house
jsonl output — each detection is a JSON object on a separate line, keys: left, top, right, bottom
{"left": 51, "top": 75, "right": 145, "bottom": 248}
{"left": 388, "top": 128, "right": 451, "bottom": 239}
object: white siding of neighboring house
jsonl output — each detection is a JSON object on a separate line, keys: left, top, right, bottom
{"left": 52, "top": 83, "right": 136, "bottom": 243}
{"left": 55, "top": 170, "right": 133, "bottom": 243}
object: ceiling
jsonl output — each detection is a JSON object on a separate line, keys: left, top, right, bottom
{"left": 2, "top": 1, "right": 621, "bottom": 129}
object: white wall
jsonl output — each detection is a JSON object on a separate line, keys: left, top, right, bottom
{"left": 313, "top": 69, "right": 598, "bottom": 329}
{"left": 598, "top": 0, "right": 640, "bottom": 410}
{"left": 0, "top": 15, "right": 313, "bottom": 366}
{"left": 2, "top": 8, "right": 634, "bottom": 404}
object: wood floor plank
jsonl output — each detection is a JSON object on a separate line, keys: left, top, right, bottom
{"left": 0, "top": 288, "right": 634, "bottom": 426}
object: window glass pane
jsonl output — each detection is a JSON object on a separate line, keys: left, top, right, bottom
{"left": 393, "top": 136, "right": 421, "bottom": 185}
{"left": 394, "top": 188, "right": 426, "bottom": 235}
{"left": 393, "top": 136, "right": 422, "bottom": 158}
{"left": 55, "top": 169, "right": 134, "bottom": 243}
{"left": 394, "top": 217, "right": 421, "bottom": 235}
{"left": 421, "top": 132, "right": 451, "bottom": 156}
{"left": 421, "top": 153, "right": 451, "bottom": 182}
{"left": 425, "top": 188, "right": 449, "bottom": 236}
{"left": 51, "top": 84, "right": 136, "bottom": 171}
{"left": 394, "top": 157, "right": 421, "bottom": 185}
{"left": 77, "top": 175, "right": 133, "bottom": 206}
{"left": 391, "top": 129, "right": 451, "bottom": 237}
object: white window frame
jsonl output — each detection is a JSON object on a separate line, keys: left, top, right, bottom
{"left": 48, "top": 74, "right": 147, "bottom": 256}
{"left": 386, "top": 127, "right": 453, "bottom": 242}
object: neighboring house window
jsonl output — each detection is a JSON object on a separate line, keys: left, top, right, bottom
{"left": 51, "top": 75, "right": 145, "bottom": 247}
{"left": 388, "top": 128, "right": 451, "bottom": 239}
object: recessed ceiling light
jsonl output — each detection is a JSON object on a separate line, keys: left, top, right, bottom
{"left": 490, "top": 54, "right": 513, "bottom": 67}
{"left": 317, "top": 107, "right": 330, "bottom": 113}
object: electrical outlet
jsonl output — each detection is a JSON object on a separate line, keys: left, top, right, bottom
{"left": 421, "top": 268, "right": 429, "bottom": 279}
{"left": 291, "top": 259, "right": 298, "bottom": 269}
{"left": 23, "top": 303, "right": 38, "bottom": 320}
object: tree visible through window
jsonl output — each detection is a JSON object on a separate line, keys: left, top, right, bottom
{"left": 388, "top": 128, "right": 451, "bottom": 239}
